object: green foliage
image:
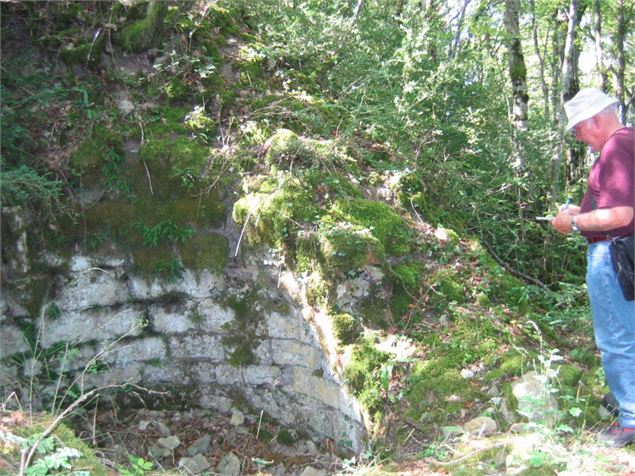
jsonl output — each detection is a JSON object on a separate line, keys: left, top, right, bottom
{"left": 330, "top": 312, "right": 362, "bottom": 344}
{"left": 0, "top": 165, "right": 63, "bottom": 210}
{"left": 5, "top": 416, "right": 107, "bottom": 476}
{"left": 119, "top": 454, "right": 154, "bottom": 476}
{"left": 118, "top": 2, "right": 168, "bottom": 53}
{"left": 332, "top": 199, "right": 411, "bottom": 256}
{"left": 179, "top": 233, "right": 229, "bottom": 274}
{"left": 133, "top": 220, "right": 193, "bottom": 247}
{"left": 151, "top": 257, "right": 185, "bottom": 283}
{"left": 343, "top": 339, "right": 392, "bottom": 417}
{"left": 102, "top": 149, "right": 131, "bottom": 196}
{"left": 276, "top": 428, "right": 294, "bottom": 445}
{"left": 59, "top": 33, "right": 105, "bottom": 66}
{"left": 264, "top": 128, "right": 355, "bottom": 172}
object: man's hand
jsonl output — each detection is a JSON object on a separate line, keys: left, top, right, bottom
{"left": 551, "top": 206, "right": 633, "bottom": 235}
{"left": 552, "top": 210, "right": 577, "bottom": 234}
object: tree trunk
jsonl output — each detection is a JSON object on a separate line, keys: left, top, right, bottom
{"left": 593, "top": 0, "right": 608, "bottom": 91}
{"left": 504, "top": 0, "right": 528, "bottom": 131}
{"left": 615, "top": 0, "right": 627, "bottom": 123}
{"left": 450, "top": 0, "right": 471, "bottom": 59}
{"left": 529, "top": 0, "right": 550, "bottom": 120}
{"left": 560, "top": 0, "right": 579, "bottom": 105}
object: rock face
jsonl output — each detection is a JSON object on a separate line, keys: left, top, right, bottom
{"left": 0, "top": 222, "right": 367, "bottom": 453}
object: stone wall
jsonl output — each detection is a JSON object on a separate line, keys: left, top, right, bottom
{"left": 0, "top": 247, "right": 368, "bottom": 453}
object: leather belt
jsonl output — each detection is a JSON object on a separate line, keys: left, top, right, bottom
{"left": 587, "top": 236, "right": 609, "bottom": 244}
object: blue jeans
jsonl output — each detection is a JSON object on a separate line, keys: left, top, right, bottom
{"left": 587, "top": 241, "right": 635, "bottom": 428}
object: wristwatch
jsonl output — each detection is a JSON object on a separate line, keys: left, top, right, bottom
{"left": 571, "top": 216, "right": 580, "bottom": 233}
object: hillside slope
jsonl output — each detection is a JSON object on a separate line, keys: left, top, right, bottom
{"left": 1, "top": 2, "right": 633, "bottom": 475}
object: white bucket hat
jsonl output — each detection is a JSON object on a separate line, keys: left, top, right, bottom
{"left": 564, "top": 88, "right": 619, "bottom": 131}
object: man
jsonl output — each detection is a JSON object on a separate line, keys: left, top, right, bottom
{"left": 552, "top": 88, "right": 634, "bottom": 447}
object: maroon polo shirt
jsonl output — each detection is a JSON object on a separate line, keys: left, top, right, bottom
{"left": 580, "top": 127, "right": 635, "bottom": 239}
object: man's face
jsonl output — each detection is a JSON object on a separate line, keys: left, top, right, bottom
{"left": 572, "top": 118, "right": 601, "bottom": 152}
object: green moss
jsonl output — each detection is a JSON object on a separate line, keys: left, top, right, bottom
{"left": 70, "top": 126, "right": 125, "bottom": 183}
{"left": 303, "top": 170, "right": 362, "bottom": 200}
{"left": 232, "top": 174, "right": 320, "bottom": 248}
{"left": 264, "top": 129, "right": 310, "bottom": 168}
{"left": 160, "top": 193, "right": 226, "bottom": 229}
{"left": 406, "top": 361, "right": 481, "bottom": 424}
{"left": 221, "top": 294, "right": 263, "bottom": 366}
{"left": 263, "top": 129, "right": 354, "bottom": 172}
{"left": 276, "top": 428, "right": 294, "bottom": 446}
{"left": 12, "top": 416, "right": 107, "bottom": 476}
{"left": 330, "top": 313, "right": 362, "bottom": 345}
{"left": 23, "top": 276, "right": 50, "bottom": 319}
{"left": 188, "top": 311, "right": 204, "bottom": 324}
{"left": 343, "top": 339, "right": 391, "bottom": 416}
{"left": 144, "top": 107, "right": 190, "bottom": 137}
{"left": 388, "top": 262, "right": 426, "bottom": 321}
{"left": 85, "top": 198, "right": 134, "bottom": 232}
{"left": 318, "top": 223, "right": 384, "bottom": 274}
{"left": 358, "top": 285, "right": 392, "bottom": 328}
{"left": 139, "top": 134, "right": 209, "bottom": 169}
{"left": 131, "top": 244, "right": 173, "bottom": 281}
{"left": 60, "top": 34, "right": 105, "bottom": 66}
{"left": 499, "top": 352, "right": 528, "bottom": 377}
{"left": 389, "top": 290, "right": 413, "bottom": 321}
{"left": 391, "top": 262, "right": 424, "bottom": 292}
{"left": 118, "top": 1, "right": 168, "bottom": 53}
{"left": 556, "top": 364, "right": 582, "bottom": 387}
{"left": 179, "top": 233, "right": 229, "bottom": 275}
{"left": 164, "top": 77, "right": 188, "bottom": 102}
{"left": 426, "top": 267, "right": 466, "bottom": 305}
{"left": 332, "top": 199, "right": 411, "bottom": 256}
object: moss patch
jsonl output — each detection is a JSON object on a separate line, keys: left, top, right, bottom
{"left": 60, "top": 33, "right": 105, "bottom": 66}
{"left": 179, "top": 233, "right": 229, "bottom": 275}
{"left": 332, "top": 199, "right": 411, "bottom": 256}
{"left": 11, "top": 415, "right": 108, "bottom": 476}
{"left": 118, "top": 1, "right": 168, "bottom": 53}
{"left": 330, "top": 313, "right": 362, "bottom": 345}
{"left": 232, "top": 173, "right": 320, "bottom": 248}
{"left": 221, "top": 294, "right": 263, "bottom": 366}
{"left": 343, "top": 339, "right": 392, "bottom": 418}
{"left": 264, "top": 129, "right": 354, "bottom": 172}
{"left": 406, "top": 362, "right": 481, "bottom": 424}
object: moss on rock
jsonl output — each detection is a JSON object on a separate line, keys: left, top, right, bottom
{"left": 426, "top": 267, "right": 466, "bottom": 305}
{"left": 13, "top": 415, "right": 108, "bottom": 476}
{"left": 556, "top": 364, "right": 582, "bottom": 387}
{"left": 232, "top": 173, "right": 320, "bottom": 248}
{"left": 332, "top": 198, "right": 411, "bottom": 256}
{"left": 60, "top": 33, "right": 105, "bottom": 66}
{"left": 330, "top": 312, "right": 362, "bottom": 345}
{"left": 221, "top": 294, "right": 263, "bottom": 366}
{"left": 344, "top": 339, "right": 391, "bottom": 417}
{"left": 318, "top": 223, "right": 384, "bottom": 275}
{"left": 118, "top": 1, "right": 168, "bottom": 53}
{"left": 264, "top": 129, "right": 354, "bottom": 172}
{"left": 179, "top": 233, "right": 229, "bottom": 275}
{"left": 70, "top": 126, "right": 125, "bottom": 186}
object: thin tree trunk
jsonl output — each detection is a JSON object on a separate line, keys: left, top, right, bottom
{"left": 615, "top": 0, "right": 627, "bottom": 123}
{"left": 425, "top": 0, "right": 439, "bottom": 62}
{"left": 352, "top": 0, "right": 364, "bottom": 24}
{"left": 450, "top": 0, "right": 471, "bottom": 59}
{"left": 504, "top": 0, "right": 528, "bottom": 131}
{"left": 593, "top": 0, "right": 608, "bottom": 91}
{"left": 529, "top": 0, "right": 550, "bottom": 119}
{"left": 550, "top": 22, "right": 562, "bottom": 125}
{"left": 560, "top": 0, "right": 579, "bottom": 105}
